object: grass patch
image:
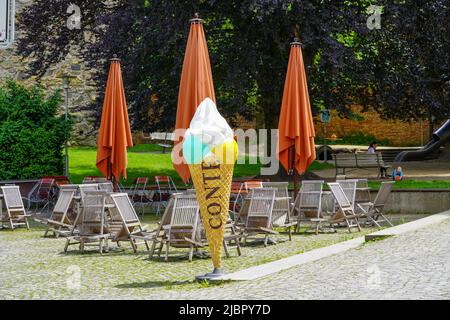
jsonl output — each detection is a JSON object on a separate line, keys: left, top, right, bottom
{"left": 68, "top": 145, "right": 331, "bottom": 186}
{"left": 368, "top": 180, "right": 450, "bottom": 190}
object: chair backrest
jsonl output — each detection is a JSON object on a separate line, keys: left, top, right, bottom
{"left": 78, "top": 191, "right": 107, "bottom": 236}
{"left": 1, "top": 186, "right": 25, "bottom": 210}
{"left": 60, "top": 184, "right": 78, "bottom": 191}
{"left": 373, "top": 182, "right": 394, "bottom": 209}
{"left": 82, "top": 176, "right": 107, "bottom": 184}
{"left": 79, "top": 184, "right": 99, "bottom": 202}
{"left": 170, "top": 194, "right": 199, "bottom": 227}
{"left": 159, "top": 193, "right": 182, "bottom": 227}
{"left": 336, "top": 179, "right": 358, "bottom": 207}
{"left": 53, "top": 188, "right": 75, "bottom": 215}
{"left": 155, "top": 176, "right": 178, "bottom": 193}
{"left": 355, "top": 179, "right": 371, "bottom": 204}
{"left": 328, "top": 183, "right": 353, "bottom": 213}
{"left": 50, "top": 176, "right": 71, "bottom": 186}
{"left": 98, "top": 182, "right": 114, "bottom": 193}
{"left": 34, "top": 178, "right": 55, "bottom": 199}
{"left": 246, "top": 188, "right": 276, "bottom": 229}
{"left": 110, "top": 193, "right": 140, "bottom": 224}
{"left": 244, "top": 180, "right": 263, "bottom": 191}
{"left": 262, "top": 182, "right": 290, "bottom": 225}
{"left": 296, "top": 180, "right": 324, "bottom": 215}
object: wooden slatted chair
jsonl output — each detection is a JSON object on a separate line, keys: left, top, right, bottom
{"left": 234, "top": 180, "right": 264, "bottom": 225}
{"left": 108, "top": 193, "right": 150, "bottom": 252}
{"left": 42, "top": 187, "right": 77, "bottom": 237}
{"left": 291, "top": 180, "right": 325, "bottom": 234}
{"left": 242, "top": 188, "right": 277, "bottom": 247}
{"left": 262, "top": 182, "right": 296, "bottom": 240}
{"left": 1, "top": 186, "right": 31, "bottom": 230}
{"left": 336, "top": 179, "right": 358, "bottom": 210}
{"left": 64, "top": 191, "right": 110, "bottom": 254}
{"left": 161, "top": 194, "right": 203, "bottom": 262}
{"left": 357, "top": 182, "right": 394, "bottom": 227}
{"left": 146, "top": 194, "right": 179, "bottom": 260}
{"left": 327, "top": 183, "right": 361, "bottom": 233}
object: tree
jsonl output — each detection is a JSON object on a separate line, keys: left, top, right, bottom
{"left": 17, "top": 1, "right": 372, "bottom": 131}
{"left": 361, "top": 1, "right": 450, "bottom": 131}
{"left": 16, "top": 0, "right": 448, "bottom": 137}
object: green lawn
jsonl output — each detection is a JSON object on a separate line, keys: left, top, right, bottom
{"left": 368, "top": 180, "right": 450, "bottom": 190}
{"left": 69, "top": 145, "right": 331, "bottom": 186}
{"left": 69, "top": 144, "right": 450, "bottom": 189}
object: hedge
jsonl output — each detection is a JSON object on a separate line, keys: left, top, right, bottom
{"left": 0, "top": 81, "right": 72, "bottom": 180}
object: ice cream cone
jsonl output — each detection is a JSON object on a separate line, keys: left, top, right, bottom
{"left": 188, "top": 161, "right": 234, "bottom": 269}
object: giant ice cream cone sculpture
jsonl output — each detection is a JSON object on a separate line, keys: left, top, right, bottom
{"left": 183, "top": 98, "right": 238, "bottom": 272}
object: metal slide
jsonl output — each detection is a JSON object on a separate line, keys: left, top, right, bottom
{"left": 395, "top": 119, "right": 450, "bottom": 162}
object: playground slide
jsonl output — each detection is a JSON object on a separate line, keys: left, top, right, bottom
{"left": 395, "top": 119, "right": 450, "bottom": 162}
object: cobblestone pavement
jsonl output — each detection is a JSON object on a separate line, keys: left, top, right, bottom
{"left": 0, "top": 216, "right": 447, "bottom": 300}
{"left": 174, "top": 219, "right": 450, "bottom": 300}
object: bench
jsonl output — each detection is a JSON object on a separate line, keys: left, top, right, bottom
{"left": 150, "top": 132, "right": 175, "bottom": 154}
{"left": 332, "top": 152, "right": 391, "bottom": 178}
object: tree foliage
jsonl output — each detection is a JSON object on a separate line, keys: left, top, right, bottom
{"left": 16, "top": 0, "right": 449, "bottom": 134}
{"left": 0, "top": 81, "right": 72, "bottom": 179}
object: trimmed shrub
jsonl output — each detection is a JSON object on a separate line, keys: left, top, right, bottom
{"left": 0, "top": 81, "right": 72, "bottom": 180}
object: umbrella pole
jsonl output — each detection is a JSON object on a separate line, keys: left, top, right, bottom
{"left": 293, "top": 148, "right": 299, "bottom": 198}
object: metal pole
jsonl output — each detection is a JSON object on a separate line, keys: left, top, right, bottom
{"left": 63, "top": 77, "right": 69, "bottom": 177}
{"left": 324, "top": 123, "right": 328, "bottom": 163}
{"left": 292, "top": 147, "right": 299, "bottom": 198}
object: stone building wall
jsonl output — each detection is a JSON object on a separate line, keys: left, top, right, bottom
{"left": 0, "top": 0, "right": 98, "bottom": 145}
{"left": 314, "top": 107, "right": 431, "bottom": 147}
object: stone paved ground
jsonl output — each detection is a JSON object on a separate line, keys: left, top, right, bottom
{"left": 173, "top": 219, "right": 450, "bottom": 300}
{"left": 1, "top": 215, "right": 446, "bottom": 300}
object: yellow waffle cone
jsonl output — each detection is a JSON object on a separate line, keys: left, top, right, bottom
{"left": 188, "top": 161, "right": 234, "bottom": 269}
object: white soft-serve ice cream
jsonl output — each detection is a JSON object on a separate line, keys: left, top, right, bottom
{"left": 183, "top": 98, "right": 238, "bottom": 165}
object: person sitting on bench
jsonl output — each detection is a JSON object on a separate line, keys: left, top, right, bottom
{"left": 368, "top": 141, "right": 389, "bottom": 178}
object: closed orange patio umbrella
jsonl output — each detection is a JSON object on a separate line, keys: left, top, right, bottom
{"left": 172, "top": 14, "right": 216, "bottom": 182}
{"left": 278, "top": 38, "right": 316, "bottom": 196}
{"left": 96, "top": 57, "right": 133, "bottom": 185}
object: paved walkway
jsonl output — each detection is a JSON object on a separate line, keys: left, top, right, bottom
{"left": 313, "top": 161, "right": 450, "bottom": 180}
{"left": 1, "top": 219, "right": 448, "bottom": 300}
{"left": 171, "top": 219, "right": 450, "bottom": 300}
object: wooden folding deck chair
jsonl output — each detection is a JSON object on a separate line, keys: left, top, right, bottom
{"left": 147, "top": 193, "right": 178, "bottom": 260}
{"left": 42, "top": 187, "right": 77, "bottom": 238}
{"left": 241, "top": 188, "right": 277, "bottom": 247}
{"left": 262, "top": 182, "right": 296, "bottom": 240}
{"left": 108, "top": 193, "right": 150, "bottom": 252}
{"left": 0, "top": 186, "right": 31, "bottom": 230}
{"left": 291, "top": 180, "right": 325, "bottom": 234}
{"left": 160, "top": 194, "right": 204, "bottom": 262}
{"left": 64, "top": 191, "right": 110, "bottom": 254}
{"left": 357, "top": 182, "right": 394, "bottom": 227}
{"left": 336, "top": 179, "right": 358, "bottom": 210}
{"left": 327, "top": 183, "right": 361, "bottom": 233}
